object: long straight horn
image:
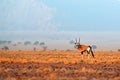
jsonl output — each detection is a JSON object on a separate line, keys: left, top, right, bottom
{"left": 79, "top": 38, "right": 80, "bottom": 44}
{"left": 75, "top": 38, "right": 77, "bottom": 43}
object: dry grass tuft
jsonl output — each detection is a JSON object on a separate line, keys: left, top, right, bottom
{"left": 0, "top": 51, "right": 120, "bottom": 80}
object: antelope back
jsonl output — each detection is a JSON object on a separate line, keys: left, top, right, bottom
{"left": 78, "top": 45, "right": 89, "bottom": 52}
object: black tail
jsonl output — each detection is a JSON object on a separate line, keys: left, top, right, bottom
{"left": 89, "top": 46, "right": 94, "bottom": 58}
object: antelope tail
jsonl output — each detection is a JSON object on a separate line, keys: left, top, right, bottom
{"left": 89, "top": 46, "right": 94, "bottom": 58}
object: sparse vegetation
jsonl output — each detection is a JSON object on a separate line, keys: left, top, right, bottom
{"left": 69, "top": 40, "right": 74, "bottom": 44}
{"left": 92, "top": 45, "right": 97, "bottom": 49}
{"left": 1, "top": 46, "right": 9, "bottom": 51}
{"left": 42, "top": 46, "right": 47, "bottom": 51}
{"left": 24, "top": 41, "right": 31, "bottom": 45}
{"left": 33, "top": 47, "right": 36, "bottom": 51}
{"left": 39, "top": 42, "right": 45, "bottom": 46}
{"left": 0, "top": 51, "right": 120, "bottom": 80}
{"left": 33, "top": 41, "right": 39, "bottom": 45}
{"left": 0, "top": 40, "right": 12, "bottom": 45}
{"left": 39, "top": 42, "right": 48, "bottom": 51}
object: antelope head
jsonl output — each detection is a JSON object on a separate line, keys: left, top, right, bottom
{"left": 74, "top": 38, "right": 81, "bottom": 48}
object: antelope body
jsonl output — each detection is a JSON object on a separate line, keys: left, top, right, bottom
{"left": 74, "top": 39, "right": 94, "bottom": 60}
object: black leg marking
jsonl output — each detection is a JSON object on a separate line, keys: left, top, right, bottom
{"left": 81, "top": 52, "right": 83, "bottom": 55}
{"left": 90, "top": 47, "right": 94, "bottom": 57}
{"left": 91, "top": 49, "right": 94, "bottom": 57}
{"left": 81, "top": 52, "right": 84, "bottom": 60}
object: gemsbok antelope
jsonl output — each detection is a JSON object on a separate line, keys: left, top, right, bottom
{"left": 74, "top": 38, "right": 94, "bottom": 60}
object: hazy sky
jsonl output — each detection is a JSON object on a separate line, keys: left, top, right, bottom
{"left": 0, "top": 0, "right": 120, "bottom": 50}
{"left": 0, "top": 0, "right": 120, "bottom": 31}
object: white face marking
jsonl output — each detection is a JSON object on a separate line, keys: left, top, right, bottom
{"left": 87, "top": 47, "right": 90, "bottom": 51}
